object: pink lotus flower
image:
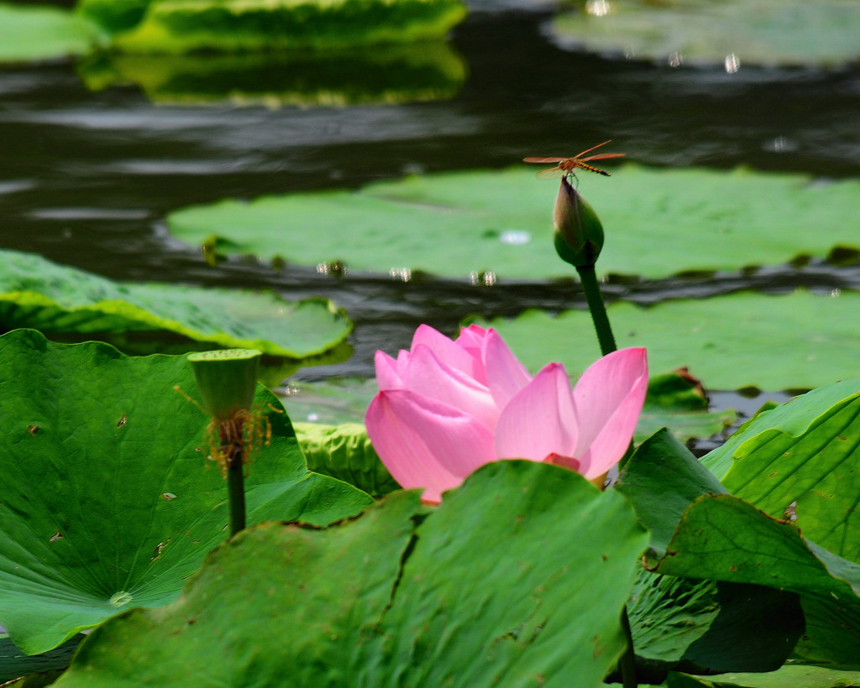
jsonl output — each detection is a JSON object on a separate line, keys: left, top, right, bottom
{"left": 365, "top": 324, "right": 648, "bottom": 504}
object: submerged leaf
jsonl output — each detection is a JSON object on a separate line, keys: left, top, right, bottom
{"left": 78, "top": 42, "right": 466, "bottom": 107}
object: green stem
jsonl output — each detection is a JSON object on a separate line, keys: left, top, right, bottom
{"left": 576, "top": 263, "right": 617, "bottom": 356}
{"left": 619, "top": 606, "right": 638, "bottom": 688}
{"left": 226, "top": 446, "right": 246, "bottom": 536}
{"left": 577, "top": 264, "right": 635, "bottom": 685}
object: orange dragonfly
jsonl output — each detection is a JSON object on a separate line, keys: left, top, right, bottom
{"left": 523, "top": 140, "right": 625, "bottom": 179}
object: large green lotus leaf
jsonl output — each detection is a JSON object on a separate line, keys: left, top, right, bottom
{"left": 792, "top": 594, "right": 860, "bottom": 669}
{"left": 628, "top": 572, "right": 802, "bottom": 680}
{"left": 616, "top": 429, "right": 728, "bottom": 556}
{"left": 78, "top": 42, "right": 466, "bottom": 107}
{"left": 476, "top": 290, "right": 859, "bottom": 392}
{"left": 702, "top": 379, "right": 860, "bottom": 562}
{"left": 294, "top": 421, "right": 400, "bottom": 497}
{"left": 648, "top": 495, "right": 860, "bottom": 669}
{"left": 0, "top": 3, "right": 104, "bottom": 63}
{"left": 0, "top": 329, "right": 371, "bottom": 655}
{"left": 620, "top": 410, "right": 860, "bottom": 672}
{"left": 0, "top": 249, "right": 351, "bottom": 362}
{"left": 166, "top": 165, "right": 860, "bottom": 281}
{"left": 112, "top": 0, "right": 467, "bottom": 53}
{"left": 650, "top": 494, "right": 860, "bottom": 600}
{"left": 616, "top": 432, "right": 802, "bottom": 678}
{"left": 53, "top": 461, "right": 648, "bottom": 687}
{"left": 550, "top": 0, "right": 860, "bottom": 68}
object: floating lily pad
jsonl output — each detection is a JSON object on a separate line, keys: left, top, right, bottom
{"left": 549, "top": 0, "right": 860, "bottom": 68}
{"left": 0, "top": 330, "right": 371, "bottom": 654}
{"left": 108, "top": 0, "right": 467, "bottom": 53}
{"left": 0, "top": 249, "right": 351, "bottom": 364}
{"left": 77, "top": 42, "right": 466, "bottom": 106}
{"left": 0, "top": 3, "right": 104, "bottom": 63}
{"left": 474, "top": 290, "right": 860, "bottom": 392}
{"left": 52, "top": 462, "right": 648, "bottom": 687}
{"left": 167, "top": 166, "right": 860, "bottom": 281}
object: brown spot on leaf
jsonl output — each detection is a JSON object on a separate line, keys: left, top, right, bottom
{"left": 149, "top": 539, "right": 170, "bottom": 563}
{"left": 50, "top": 532, "right": 63, "bottom": 542}
{"left": 592, "top": 634, "right": 607, "bottom": 658}
{"left": 27, "top": 425, "right": 39, "bottom": 435}
{"left": 117, "top": 414, "right": 127, "bottom": 428}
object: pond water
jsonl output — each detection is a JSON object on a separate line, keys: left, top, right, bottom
{"left": 1, "top": 4, "right": 858, "bottom": 426}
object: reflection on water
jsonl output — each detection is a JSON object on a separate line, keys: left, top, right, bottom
{"left": 78, "top": 42, "right": 467, "bottom": 107}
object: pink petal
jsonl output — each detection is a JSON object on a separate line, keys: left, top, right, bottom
{"left": 398, "top": 345, "right": 499, "bottom": 431}
{"left": 374, "top": 350, "right": 403, "bottom": 390}
{"left": 365, "top": 390, "right": 495, "bottom": 504}
{"left": 572, "top": 348, "right": 648, "bottom": 478}
{"left": 455, "top": 324, "right": 489, "bottom": 349}
{"left": 454, "top": 324, "right": 490, "bottom": 381}
{"left": 482, "top": 328, "right": 533, "bottom": 409}
{"left": 410, "top": 324, "right": 478, "bottom": 378}
{"left": 494, "top": 362, "right": 579, "bottom": 462}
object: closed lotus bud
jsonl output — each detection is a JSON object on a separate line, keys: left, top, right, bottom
{"left": 553, "top": 176, "right": 605, "bottom": 268}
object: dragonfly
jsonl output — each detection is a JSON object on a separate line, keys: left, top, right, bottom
{"left": 523, "top": 140, "right": 625, "bottom": 179}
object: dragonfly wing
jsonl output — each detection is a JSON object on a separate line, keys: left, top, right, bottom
{"left": 575, "top": 140, "right": 613, "bottom": 157}
{"left": 523, "top": 157, "right": 567, "bottom": 163}
{"left": 581, "top": 152, "right": 626, "bottom": 162}
{"left": 536, "top": 168, "right": 566, "bottom": 179}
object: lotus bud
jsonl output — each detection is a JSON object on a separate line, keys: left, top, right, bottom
{"left": 553, "top": 176, "right": 605, "bottom": 268}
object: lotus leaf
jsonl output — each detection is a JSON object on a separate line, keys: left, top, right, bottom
{"left": 0, "top": 330, "right": 371, "bottom": 654}
{"left": 53, "top": 462, "right": 648, "bottom": 687}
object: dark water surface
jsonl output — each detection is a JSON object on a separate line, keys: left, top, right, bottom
{"left": 1, "top": 6, "right": 858, "bottom": 416}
